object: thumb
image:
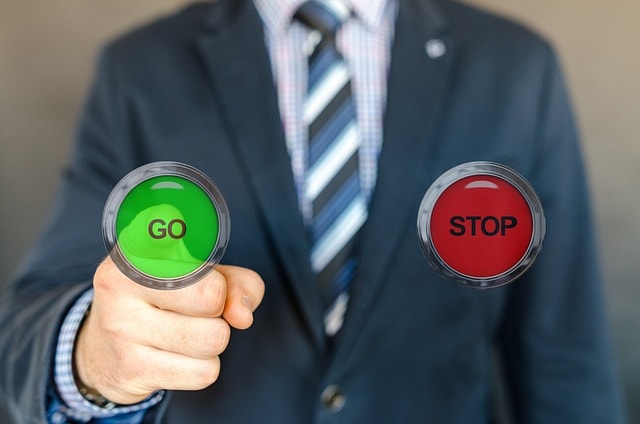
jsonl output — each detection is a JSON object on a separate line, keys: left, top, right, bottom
{"left": 218, "top": 265, "right": 265, "bottom": 330}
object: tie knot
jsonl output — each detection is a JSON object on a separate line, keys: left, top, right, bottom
{"left": 296, "top": 1, "right": 350, "bottom": 36}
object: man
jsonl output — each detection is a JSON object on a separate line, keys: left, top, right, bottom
{"left": 0, "top": 0, "right": 626, "bottom": 422}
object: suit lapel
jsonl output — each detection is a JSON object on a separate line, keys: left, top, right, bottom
{"left": 192, "top": 0, "right": 457, "bottom": 352}
{"left": 195, "top": 1, "right": 326, "bottom": 349}
{"left": 334, "top": 0, "right": 457, "bottom": 349}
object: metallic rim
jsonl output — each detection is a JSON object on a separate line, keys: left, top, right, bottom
{"left": 417, "top": 161, "right": 545, "bottom": 289}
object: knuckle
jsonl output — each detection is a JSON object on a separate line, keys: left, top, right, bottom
{"left": 93, "top": 258, "right": 130, "bottom": 296}
{"left": 116, "top": 354, "right": 142, "bottom": 382}
{"left": 104, "top": 343, "right": 143, "bottom": 385}
{"left": 199, "top": 319, "right": 231, "bottom": 356}
{"left": 193, "top": 357, "right": 221, "bottom": 387}
{"left": 248, "top": 269, "right": 264, "bottom": 289}
{"left": 99, "top": 313, "right": 127, "bottom": 339}
{"left": 117, "top": 351, "right": 160, "bottom": 396}
{"left": 200, "top": 276, "right": 226, "bottom": 316}
{"left": 93, "top": 262, "right": 113, "bottom": 292}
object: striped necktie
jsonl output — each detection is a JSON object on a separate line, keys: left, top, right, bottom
{"left": 296, "top": 1, "right": 367, "bottom": 336}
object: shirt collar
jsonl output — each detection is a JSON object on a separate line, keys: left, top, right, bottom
{"left": 253, "top": 0, "right": 391, "bottom": 35}
{"left": 350, "top": 0, "right": 389, "bottom": 29}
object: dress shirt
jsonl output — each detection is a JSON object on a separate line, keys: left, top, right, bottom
{"left": 253, "top": 0, "right": 397, "bottom": 221}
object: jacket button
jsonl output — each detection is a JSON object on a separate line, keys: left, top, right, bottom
{"left": 321, "top": 385, "right": 346, "bottom": 412}
{"left": 425, "top": 38, "right": 446, "bottom": 59}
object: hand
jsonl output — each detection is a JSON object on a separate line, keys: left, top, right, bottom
{"left": 74, "top": 256, "right": 265, "bottom": 405}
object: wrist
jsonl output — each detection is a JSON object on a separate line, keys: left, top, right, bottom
{"left": 75, "top": 378, "right": 120, "bottom": 410}
{"left": 72, "top": 304, "right": 118, "bottom": 409}
{"left": 53, "top": 289, "right": 165, "bottom": 419}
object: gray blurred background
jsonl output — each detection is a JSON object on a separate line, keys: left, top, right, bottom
{"left": 1, "top": 0, "right": 638, "bottom": 421}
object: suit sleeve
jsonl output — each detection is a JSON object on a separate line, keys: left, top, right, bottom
{"left": 497, "top": 46, "right": 627, "bottom": 423}
{"left": 0, "top": 46, "right": 153, "bottom": 423}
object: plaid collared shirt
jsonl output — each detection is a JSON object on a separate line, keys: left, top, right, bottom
{"left": 254, "top": 0, "right": 397, "bottom": 221}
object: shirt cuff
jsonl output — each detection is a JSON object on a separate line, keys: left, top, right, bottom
{"left": 52, "top": 288, "right": 164, "bottom": 421}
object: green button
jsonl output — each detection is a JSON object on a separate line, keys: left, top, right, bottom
{"left": 103, "top": 162, "right": 230, "bottom": 289}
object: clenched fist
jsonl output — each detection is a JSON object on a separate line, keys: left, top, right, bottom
{"left": 74, "top": 257, "right": 264, "bottom": 405}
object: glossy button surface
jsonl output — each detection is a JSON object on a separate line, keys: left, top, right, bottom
{"left": 103, "top": 162, "right": 230, "bottom": 289}
{"left": 417, "top": 161, "right": 545, "bottom": 289}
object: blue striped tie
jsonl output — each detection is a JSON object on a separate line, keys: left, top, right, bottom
{"left": 296, "top": 1, "right": 367, "bottom": 336}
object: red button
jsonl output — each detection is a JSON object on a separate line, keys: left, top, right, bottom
{"left": 418, "top": 162, "right": 545, "bottom": 288}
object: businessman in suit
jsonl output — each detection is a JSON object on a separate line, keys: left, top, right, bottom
{"left": 0, "top": 0, "right": 626, "bottom": 422}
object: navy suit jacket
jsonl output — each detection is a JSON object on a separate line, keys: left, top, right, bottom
{"left": 0, "top": 0, "right": 626, "bottom": 422}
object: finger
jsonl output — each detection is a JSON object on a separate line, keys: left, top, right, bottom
{"left": 101, "top": 345, "right": 222, "bottom": 404}
{"left": 95, "top": 292, "right": 231, "bottom": 360}
{"left": 218, "top": 265, "right": 265, "bottom": 329}
{"left": 138, "top": 309, "right": 231, "bottom": 359}
{"left": 134, "top": 269, "right": 228, "bottom": 318}
{"left": 148, "top": 350, "right": 221, "bottom": 392}
{"left": 141, "top": 348, "right": 222, "bottom": 393}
